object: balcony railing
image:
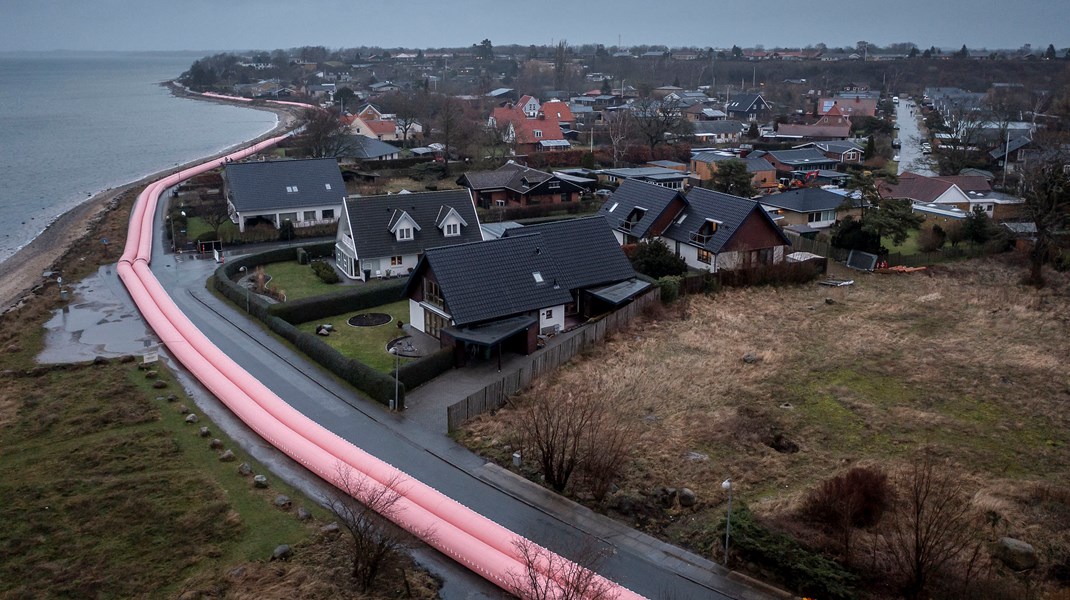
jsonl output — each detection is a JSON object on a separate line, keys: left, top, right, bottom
{"left": 618, "top": 219, "right": 636, "bottom": 232}
{"left": 690, "top": 232, "right": 713, "bottom": 244}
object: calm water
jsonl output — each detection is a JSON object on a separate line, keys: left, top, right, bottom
{"left": 0, "top": 52, "right": 277, "bottom": 264}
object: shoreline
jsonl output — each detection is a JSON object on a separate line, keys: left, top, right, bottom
{"left": 0, "top": 89, "right": 301, "bottom": 309}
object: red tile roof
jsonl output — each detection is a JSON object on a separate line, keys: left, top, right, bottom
{"left": 491, "top": 104, "right": 565, "bottom": 145}
{"left": 539, "top": 101, "right": 575, "bottom": 123}
{"left": 364, "top": 119, "right": 397, "bottom": 137}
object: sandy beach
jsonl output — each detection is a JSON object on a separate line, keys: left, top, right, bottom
{"left": 0, "top": 93, "right": 298, "bottom": 309}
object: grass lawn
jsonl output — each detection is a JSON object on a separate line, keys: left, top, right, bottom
{"left": 882, "top": 228, "right": 921, "bottom": 255}
{"left": 295, "top": 299, "right": 413, "bottom": 372}
{"left": 261, "top": 260, "right": 350, "bottom": 301}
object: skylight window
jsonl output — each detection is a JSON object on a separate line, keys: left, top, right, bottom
{"left": 325, "top": 183, "right": 332, "bottom": 190}
{"left": 533, "top": 272, "right": 544, "bottom": 283}
{"left": 607, "top": 202, "right": 619, "bottom": 212}
{"left": 286, "top": 185, "right": 299, "bottom": 193}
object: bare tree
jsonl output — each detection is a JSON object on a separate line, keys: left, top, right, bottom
{"left": 198, "top": 199, "right": 231, "bottom": 240}
{"left": 630, "top": 96, "right": 688, "bottom": 152}
{"left": 514, "top": 378, "right": 635, "bottom": 497}
{"left": 324, "top": 463, "right": 426, "bottom": 592}
{"left": 379, "top": 91, "right": 422, "bottom": 148}
{"left": 882, "top": 450, "right": 977, "bottom": 600}
{"left": 1018, "top": 136, "right": 1070, "bottom": 286}
{"left": 603, "top": 109, "right": 631, "bottom": 168}
{"left": 507, "top": 536, "right": 616, "bottom": 600}
{"left": 295, "top": 107, "right": 352, "bottom": 158}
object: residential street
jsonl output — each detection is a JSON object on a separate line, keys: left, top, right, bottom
{"left": 146, "top": 208, "right": 779, "bottom": 599}
{"left": 896, "top": 97, "right": 936, "bottom": 176}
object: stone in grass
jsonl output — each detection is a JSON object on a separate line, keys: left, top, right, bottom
{"left": 741, "top": 352, "right": 762, "bottom": 364}
{"left": 270, "top": 544, "right": 292, "bottom": 561}
{"left": 218, "top": 449, "right": 236, "bottom": 462}
{"left": 144, "top": 370, "right": 158, "bottom": 379}
{"left": 209, "top": 438, "right": 224, "bottom": 450}
{"left": 994, "top": 537, "right": 1037, "bottom": 571}
{"left": 320, "top": 522, "right": 340, "bottom": 535}
{"left": 93, "top": 356, "right": 108, "bottom": 365}
{"left": 253, "top": 474, "right": 269, "bottom": 488}
{"left": 274, "top": 495, "right": 292, "bottom": 509}
{"left": 184, "top": 413, "right": 198, "bottom": 424}
{"left": 679, "top": 488, "right": 698, "bottom": 508}
{"left": 178, "top": 405, "right": 190, "bottom": 414}
{"left": 296, "top": 506, "right": 312, "bottom": 521}
{"left": 198, "top": 426, "right": 210, "bottom": 438}
{"left": 237, "top": 462, "right": 253, "bottom": 476}
{"left": 152, "top": 380, "right": 168, "bottom": 389}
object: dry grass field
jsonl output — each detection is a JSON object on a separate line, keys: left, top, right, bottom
{"left": 461, "top": 256, "right": 1070, "bottom": 596}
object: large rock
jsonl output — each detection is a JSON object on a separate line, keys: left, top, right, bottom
{"left": 237, "top": 462, "right": 253, "bottom": 476}
{"left": 209, "top": 438, "right": 224, "bottom": 450}
{"left": 321, "top": 522, "right": 341, "bottom": 535}
{"left": 296, "top": 507, "right": 312, "bottom": 521}
{"left": 184, "top": 413, "right": 198, "bottom": 424}
{"left": 994, "top": 537, "right": 1037, "bottom": 571}
{"left": 271, "top": 544, "right": 292, "bottom": 561}
{"left": 253, "top": 474, "right": 269, "bottom": 488}
{"left": 274, "top": 494, "right": 292, "bottom": 509}
{"left": 679, "top": 488, "right": 698, "bottom": 508}
{"left": 218, "top": 449, "right": 236, "bottom": 462}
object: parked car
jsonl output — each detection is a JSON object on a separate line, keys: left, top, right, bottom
{"left": 594, "top": 189, "right": 613, "bottom": 198}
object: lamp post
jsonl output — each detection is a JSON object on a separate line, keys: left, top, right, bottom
{"left": 389, "top": 346, "right": 399, "bottom": 411}
{"left": 238, "top": 266, "right": 249, "bottom": 313}
{"left": 722, "top": 478, "right": 733, "bottom": 567}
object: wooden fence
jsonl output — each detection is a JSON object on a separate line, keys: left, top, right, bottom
{"left": 446, "top": 288, "right": 660, "bottom": 432}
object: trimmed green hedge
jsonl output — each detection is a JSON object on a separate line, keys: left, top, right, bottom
{"left": 268, "top": 280, "right": 407, "bottom": 324}
{"left": 211, "top": 241, "right": 404, "bottom": 407}
{"left": 397, "top": 346, "right": 454, "bottom": 391}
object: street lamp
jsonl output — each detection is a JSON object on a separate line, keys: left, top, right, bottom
{"left": 238, "top": 266, "right": 249, "bottom": 313}
{"left": 388, "top": 346, "right": 399, "bottom": 411}
{"left": 722, "top": 478, "right": 733, "bottom": 567}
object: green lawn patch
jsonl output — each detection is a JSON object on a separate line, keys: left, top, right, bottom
{"left": 882, "top": 228, "right": 921, "bottom": 255}
{"left": 0, "top": 362, "right": 323, "bottom": 598}
{"left": 263, "top": 260, "right": 350, "bottom": 301}
{"left": 296, "top": 299, "right": 413, "bottom": 372}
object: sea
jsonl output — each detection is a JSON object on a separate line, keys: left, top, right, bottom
{"left": 0, "top": 51, "right": 278, "bottom": 266}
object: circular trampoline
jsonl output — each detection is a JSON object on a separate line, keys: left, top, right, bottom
{"left": 347, "top": 313, "right": 392, "bottom": 327}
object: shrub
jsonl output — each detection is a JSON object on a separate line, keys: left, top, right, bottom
{"left": 296, "top": 247, "right": 309, "bottom": 265}
{"left": 917, "top": 225, "right": 947, "bottom": 253}
{"left": 720, "top": 504, "right": 858, "bottom": 600}
{"left": 311, "top": 260, "right": 340, "bottom": 284}
{"left": 657, "top": 275, "right": 681, "bottom": 304}
{"left": 631, "top": 239, "right": 687, "bottom": 279}
{"left": 802, "top": 466, "right": 892, "bottom": 529}
{"left": 397, "top": 346, "right": 454, "bottom": 390}
{"left": 269, "top": 280, "right": 407, "bottom": 323}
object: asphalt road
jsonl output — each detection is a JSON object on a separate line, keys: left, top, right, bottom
{"left": 896, "top": 98, "right": 936, "bottom": 176}
{"left": 148, "top": 206, "right": 777, "bottom": 600}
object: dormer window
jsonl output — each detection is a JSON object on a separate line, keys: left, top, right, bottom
{"left": 534, "top": 130, "right": 543, "bottom": 138}
{"left": 444, "top": 222, "right": 459, "bottom": 236}
{"left": 690, "top": 218, "right": 721, "bottom": 244}
{"left": 398, "top": 227, "right": 413, "bottom": 240}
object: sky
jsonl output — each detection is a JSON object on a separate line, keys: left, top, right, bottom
{"left": 2, "top": 0, "right": 1068, "bottom": 53}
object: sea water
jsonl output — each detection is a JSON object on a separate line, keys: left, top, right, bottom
{"left": 0, "top": 51, "right": 277, "bottom": 264}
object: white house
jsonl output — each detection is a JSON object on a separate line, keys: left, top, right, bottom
{"left": 223, "top": 158, "right": 345, "bottom": 233}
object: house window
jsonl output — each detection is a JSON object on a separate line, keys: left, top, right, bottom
{"left": 279, "top": 212, "right": 297, "bottom": 224}
{"left": 303, "top": 210, "right": 316, "bottom": 221}
{"left": 444, "top": 222, "right": 460, "bottom": 236}
{"left": 390, "top": 256, "right": 404, "bottom": 266}
{"left": 697, "top": 248, "right": 712, "bottom": 264}
{"left": 545, "top": 308, "right": 553, "bottom": 319}
{"left": 548, "top": 181, "right": 560, "bottom": 189}
{"left": 324, "top": 183, "right": 332, "bottom": 190}
{"left": 561, "top": 193, "right": 570, "bottom": 203}
{"left": 322, "top": 209, "right": 334, "bottom": 219}
{"left": 808, "top": 210, "right": 836, "bottom": 223}
{"left": 423, "top": 308, "right": 448, "bottom": 339}
{"left": 285, "top": 185, "right": 299, "bottom": 193}
{"left": 398, "top": 227, "right": 412, "bottom": 240}
{"left": 534, "top": 130, "right": 543, "bottom": 138}
{"left": 424, "top": 279, "right": 443, "bottom": 307}
{"left": 496, "top": 199, "right": 506, "bottom": 207}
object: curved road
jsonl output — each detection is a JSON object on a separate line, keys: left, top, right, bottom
{"left": 148, "top": 214, "right": 775, "bottom": 598}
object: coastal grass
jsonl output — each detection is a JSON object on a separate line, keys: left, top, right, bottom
{"left": 295, "top": 300, "right": 412, "bottom": 372}
{"left": 460, "top": 257, "right": 1070, "bottom": 589}
{"left": 0, "top": 361, "right": 321, "bottom": 598}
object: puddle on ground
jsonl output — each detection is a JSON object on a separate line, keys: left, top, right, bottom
{"left": 38, "top": 265, "right": 158, "bottom": 364}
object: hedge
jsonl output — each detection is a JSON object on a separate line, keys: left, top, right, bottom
{"left": 211, "top": 241, "right": 405, "bottom": 407}
{"left": 268, "top": 279, "right": 407, "bottom": 324}
{"left": 397, "top": 346, "right": 454, "bottom": 391}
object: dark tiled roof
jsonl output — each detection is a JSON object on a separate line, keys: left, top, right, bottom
{"left": 225, "top": 158, "right": 346, "bottom": 213}
{"left": 502, "top": 216, "right": 637, "bottom": 291}
{"left": 342, "top": 189, "right": 482, "bottom": 260}
{"left": 692, "top": 153, "right": 774, "bottom": 173}
{"left": 726, "top": 93, "right": 767, "bottom": 112}
{"left": 664, "top": 187, "right": 790, "bottom": 252}
{"left": 601, "top": 179, "right": 685, "bottom": 238}
{"left": 692, "top": 120, "right": 745, "bottom": 135}
{"left": 415, "top": 234, "right": 573, "bottom": 326}
{"left": 760, "top": 188, "right": 852, "bottom": 213}
{"left": 765, "top": 148, "right": 839, "bottom": 167}
{"left": 344, "top": 135, "right": 400, "bottom": 159}
{"left": 458, "top": 162, "right": 586, "bottom": 195}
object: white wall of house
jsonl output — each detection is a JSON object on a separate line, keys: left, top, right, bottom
{"left": 675, "top": 242, "right": 719, "bottom": 272}
{"left": 235, "top": 203, "right": 340, "bottom": 233}
{"left": 539, "top": 304, "right": 566, "bottom": 334}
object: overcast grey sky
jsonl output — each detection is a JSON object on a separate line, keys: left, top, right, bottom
{"left": 2, "top": 0, "right": 1068, "bottom": 53}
